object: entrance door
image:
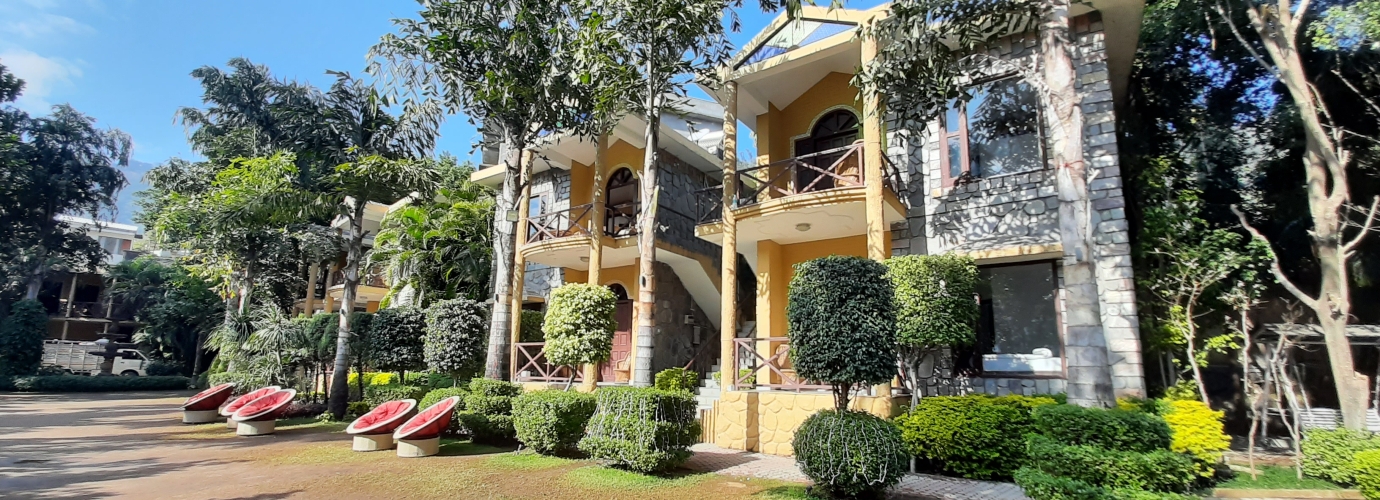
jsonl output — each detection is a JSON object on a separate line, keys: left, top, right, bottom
{"left": 602, "top": 300, "right": 634, "bottom": 382}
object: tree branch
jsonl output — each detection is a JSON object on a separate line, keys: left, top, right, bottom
{"left": 1331, "top": 68, "right": 1380, "bottom": 119}
{"left": 1215, "top": 0, "right": 1279, "bottom": 79}
{"left": 1231, "top": 204, "right": 1319, "bottom": 309}
{"left": 1343, "top": 196, "right": 1380, "bottom": 255}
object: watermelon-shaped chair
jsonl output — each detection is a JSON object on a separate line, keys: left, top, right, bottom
{"left": 220, "top": 386, "right": 281, "bottom": 429}
{"left": 346, "top": 399, "right": 418, "bottom": 451}
{"left": 181, "top": 383, "right": 235, "bottom": 424}
{"left": 231, "top": 388, "right": 297, "bottom": 436}
{"left": 392, "top": 396, "right": 460, "bottom": 457}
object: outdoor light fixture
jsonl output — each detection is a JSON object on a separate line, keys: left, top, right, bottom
{"left": 796, "top": 223, "right": 812, "bottom": 232}
{"left": 579, "top": 256, "right": 590, "bottom": 263}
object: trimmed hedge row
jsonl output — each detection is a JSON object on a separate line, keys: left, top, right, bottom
{"left": 893, "top": 394, "right": 1057, "bottom": 479}
{"left": 457, "top": 378, "right": 522, "bottom": 444}
{"left": 1354, "top": 449, "right": 1380, "bottom": 500}
{"left": 579, "top": 386, "right": 699, "bottom": 473}
{"left": 364, "top": 384, "right": 426, "bottom": 407}
{"left": 1023, "top": 435, "right": 1196, "bottom": 492}
{"left": 1302, "top": 428, "right": 1380, "bottom": 485}
{"left": 1, "top": 375, "right": 192, "bottom": 392}
{"left": 1032, "top": 404, "right": 1172, "bottom": 453}
{"left": 513, "top": 390, "right": 597, "bottom": 456}
{"left": 420, "top": 387, "right": 469, "bottom": 435}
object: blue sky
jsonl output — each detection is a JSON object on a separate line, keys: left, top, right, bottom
{"left": 0, "top": 0, "right": 885, "bottom": 224}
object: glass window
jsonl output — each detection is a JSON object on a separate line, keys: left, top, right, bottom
{"left": 940, "top": 77, "right": 1042, "bottom": 184}
{"left": 977, "top": 263, "right": 1061, "bottom": 374}
{"left": 738, "top": 20, "right": 856, "bottom": 68}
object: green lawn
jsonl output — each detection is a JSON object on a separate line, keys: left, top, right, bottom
{"left": 1216, "top": 466, "right": 1344, "bottom": 490}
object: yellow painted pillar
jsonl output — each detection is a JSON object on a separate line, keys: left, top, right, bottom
{"left": 755, "top": 240, "right": 783, "bottom": 387}
{"left": 366, "top": 301, "right": 380, "bottom": 313}
{"left": 720, "top": 80, "right": 739, "bottom": 393}
{"left": 861, "top": 31, "right": 893, "bottom": 411}
{"left": 509, "top": 150, "right": 533, "bottom": 381}
{"left": 304, "top": 263, "right": 319, "bottom": 317}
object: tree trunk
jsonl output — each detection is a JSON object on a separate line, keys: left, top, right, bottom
{"left": 1043, "top": 0, "right": 1114, "bottom": 408}
{"left": 484, "top": 128, "right": 526, "bottom": 381}
{"left": 1183, "top": 303, "right": 1209, "bottom": 404}
{"left": 633, "top": 88, "right": 661, "bottom": 388}
{"left": 328, "top": 206, "right": 367, "bottom": 419}
{"left": 238, "top": 260, "right": 255, "bottom": 315}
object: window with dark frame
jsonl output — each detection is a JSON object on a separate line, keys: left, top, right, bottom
{"left": 940, "top": 76, "right": 1044, "bottom": 186}
{"left": 526, "top": 195, "right": 544, "bottom": 240}
{"left": 975, "top": 261, "right": 1063, "bottom": 375}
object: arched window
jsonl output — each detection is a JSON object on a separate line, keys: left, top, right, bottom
{"left": 604, "top": 168, "right": 639, "bottom": 237}
{"left": 794, "top": 109, "right": 860, "bottom": 192}
{"left": 607, "top": 283, "right": 630, "bottom": 302}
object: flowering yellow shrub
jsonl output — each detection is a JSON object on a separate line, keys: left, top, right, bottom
{"left": 1162, "top": 399, "right": 1230, "bottom": 477}
{"left": 371, "top": 372, "right": 398, "bottom": 385}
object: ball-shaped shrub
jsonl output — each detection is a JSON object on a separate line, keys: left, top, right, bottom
{"left": 513, "top": 390, "right": 597, "bottom": 456}
{"left": 459, "top": 378, "right": 522, "bottom": 444}
{"left": 542, "top": 283, "right": 617, "bottom": 368}
{"left": 519, "top": 309, "right": 545, "bottom": 342}
{"left": 0, "top": 300, "right": 48, "bottom": 376}
{"left": 366, "top": 306, "right": 426, "bottom": 374}
{"left": 1161, "top": 400, "right": 1230, "bottom": 477}
{"left": 884, "top": 254, "right": 979, "bottom": 350}
{"left": 654, "top": 367, "right": 699, "bottom": 393}
{"left": 1033, "top": 404, "right": 1172, "bottom": 453}
{"left": 579, "top": 387, "right": 699, "bottom": 473}
{"left": 787, "top": 256, "right": 896, "bottom": 410}
{"left": 793, "top": 410, "right": 908, "bottom": 498}
{"left": 894, "top": 395, "right": 1055, "bottom": 479}
{"left": 423, "top": 298, "right": 488, "bottom": 379}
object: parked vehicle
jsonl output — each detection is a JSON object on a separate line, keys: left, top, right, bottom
{"left": 42, "top": 340, "right": 149, "bottom": 376}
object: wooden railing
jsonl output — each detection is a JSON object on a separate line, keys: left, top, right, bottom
{"left": 331, "top": 267, "right": 387, "bottom": 288}
{"left": 527, "top": 203, "right": 595, "bottom": 243}
{"left": 694, "top": 141, "right": 905, "bottom": 223}
{"left": 603, "top": 201, "right": 640, "bottom": 238}
{"left": 514, "top": 342, "right": 584, "bottom": 383}
{"left": 731, "top": 337, "right": 830, "bottom": 391}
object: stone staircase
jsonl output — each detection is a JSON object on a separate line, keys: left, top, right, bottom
{"left": 693, "top": 321, "right": 755, "bottom": 410}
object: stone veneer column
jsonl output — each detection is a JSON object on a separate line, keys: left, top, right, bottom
{"left": 861, "top": 30, "right": 893, "bottom": 410}
{"left": 508, "top": 150, "right": 533, "bottom": 380}
{"left": 720, "top": 80, "right": 739, "bottom": 393}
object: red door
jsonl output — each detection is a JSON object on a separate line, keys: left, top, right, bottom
{"left": 602, "top": 301, "right": 633, "bottom": 382}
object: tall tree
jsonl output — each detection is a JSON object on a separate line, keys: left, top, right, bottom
{"left": 370, "top": 0, "right": 588, "bottom": 381}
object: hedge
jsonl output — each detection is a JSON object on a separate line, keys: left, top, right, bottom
{"left": 367, "top": 306, "right": 426, "bottom": 374}
{"left": 1302, "top": 428, "right": 1380, "bottom": 485}
{"left": 363, "top": 384, "right": 426, "bottom": 407}
{"left": 653, "top": 367, "right": 699, "bottom": 393}
{"left": 794, "top": 409, "right": 908, "bottom": 498}
{"left": 1354, "top": 449, "right": 1380, "bottom": 500}
{"left": 1013, "top": 468, "right": 1195, "bottom": 500}
{"left": 579, "top": 386, "right": 699, "bottom": 473}
{"left": 0, "top": 300, "right": 47, "bottom": 376}
{"left": 1033, "top": 404, "right": 1172, "bottom": 453}
{"left": 894, "top": 394, "right": 1057, "bottom": 479}
{"left": 423, "top": 298, "right": 488, "bottom": 380}
{"left": 1024, "top": 435, "right": 1197, "bottom": 493}
{"left": 459, "top": 378, "right": 522, "bottom": 444}
{"left": 513, "top": 390, "right": 597, "bottom": 456}
{"left": 3, "top": 375, "right": 192, "bottom": 392}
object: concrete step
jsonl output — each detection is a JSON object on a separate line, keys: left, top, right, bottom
{"left": 697, "top": 387, "right": 720, "bottom": 398}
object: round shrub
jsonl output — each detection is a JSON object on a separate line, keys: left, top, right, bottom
{"left": 405, "top": 371, "right": 457, "bottom": 391}
{"left": 420, "top": 387, "right": 469, "bottom": 435}
{"left": 1033, "top": 404, "right": 1172, "bottom": 453}
{"left": 578, "top": 386, "right": 699, "bottom": 473}
{"left": 513, "top": 390, "right": 597, "bottom": 456}
{"left": 363, "top": 384, "right": 426, "bottom": 407}
{"left": 1302, "top": 428, "right": 1380, "bottom": 485}
{"left": 884, "top": 253, "right": 979, "bottom": 350}
{"left": 653, "top": 367, "right": 698, "bottom": 393}
{"left": 366, "top": 306, "right": 426, "bottom": 374}
{"left": 894, "top": 394, "right": 1054, "bottom": 479}
{"left": 424, "top": 298, "right": 488, "bottom": 380}
{"left": 519, "top": 309, "right": 545, "bottom": 342}
{"left": 1353, "top": 449, "right": 1380, "bottom": 500}
{"left": 794, "top": 409, "right": 908, "bottom": 498}
{"left": 543, "top": 283, "right": 617, "bottom": 368}
{"left": 787, "top": 256, "right": 896, "bottom": 410}
{"left": 1160, "top": 400, "right": 1229, "bottom": 477}
{"left": 0, "top": 300, "right": 48, "bottom": 377}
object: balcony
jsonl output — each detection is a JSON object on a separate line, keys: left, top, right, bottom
{"left": 693, "top": 142, "right": 907, "bottom": 246}
{"left": 50, "top": 300, "right": 134, "bottom": 321}
{"left": 514, "top": 342, "right": 585, "bottom": 383}
{"left": 330, "top": 267, "right": 387, "bottom": 288}
{"left": 730, "top": 337, "right": 829, "bottom": 391}
{"left": 520, "top": 202, "right": 645, "bottom": 270}
{"left": 527, "top": 203, "right": 595, "bottom": 244}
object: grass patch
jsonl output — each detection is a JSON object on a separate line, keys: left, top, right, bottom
{"left": 563, "top": 465, "right": 712, "bottom": 491}
{"left": 751, "top": 484, "right": 816, "bottom": 499}
{"left": 265, "top": 442, "right": 387, "bottom": 466}
{"left": 1218, "top": 466, "right": 1343, "bottom": 490}
{"left": 437, "top": 437, "right": 512, "bottom": 456}
{"left": 484, "top": 452, "right": 576, "bottom": 471}
{"left": 276, "top": 418, "right": 347, "bottom": 433}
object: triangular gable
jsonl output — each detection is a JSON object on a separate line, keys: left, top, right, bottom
{"left": 730, "top": 5, "right": 876, "bottom": 70}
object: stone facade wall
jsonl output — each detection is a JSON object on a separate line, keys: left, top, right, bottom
{"left": 650, "top": 261, "right": 715, "bottom": 373}
{"left": 529, "top": 168, "right": 572, "bottom": 214}
{"left": 522, "top": 263, "right": 562, "bottom": 302}
{"left": 655, "top": 150, "right": 722, "bottom": 267}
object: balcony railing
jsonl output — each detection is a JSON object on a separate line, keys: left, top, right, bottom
{"left": 51, "top": 300, "right": 133, "bottom": 321}
{"left": 527, "top": 203, "right": 595, "bottom": 244}
{"left": 330, "top": 267, "right": 387, "bottom": 288}
{"left": 694, "top": 141, "right": 904, "bottom": 223}
{"left": 731, "top": 337, "right": 830, "bottom": 391}
{"left": 514, "top": 342, "right": 585, "bottom": 383}
{"left": 603, "top": 201, "right": 640, "bottom": 238}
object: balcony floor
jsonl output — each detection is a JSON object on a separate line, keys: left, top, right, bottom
{"left": 695, "top": 187, "right": 905, "bottom": 246}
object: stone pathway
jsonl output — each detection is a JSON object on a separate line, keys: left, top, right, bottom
{"left": 685, "top": 444, "right": 1030, "bottom": 500}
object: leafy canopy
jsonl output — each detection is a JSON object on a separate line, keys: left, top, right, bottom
{"left": 542, "top": 283, "right": 618, "bottom": 367}
{"left": 885, "top": 254, "right": 980, "bottom": 350}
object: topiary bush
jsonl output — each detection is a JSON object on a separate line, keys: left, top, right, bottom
{"left": 1160, "top": 400, "right": 1230, "bottom": 477}
{"left": 579, "top": 386, "right": 699, "bottom": 473}
{"left": 653, "top": 367, "right": 698, "bottom": 393}
{"left": 363, "top": 384, "right": 426, "bottom": 407}
{"left": 542, "top": 283, "right": 617, "bottom": 374}
{"left": 884, "top": 254, "right": 980, "bottom": 350}
{"left": 420, "top": 387, "right": 469, "bottom": 435}
{"left": 7, "top": 375, "right": 192, "bottom": 392}
{"left": 794, "top": 409, "right": 908, "bottom": 498}
{"left": 0, "top": 300, "right": 48, "bottom": 376}
{"left": 1023, "top": 435, "right": 1197, "bottom": 493}
{"left": 519, "top": 309, "right": 545, "bottom": 342}
{"left": 513, "top": 390, "right": 597, "bottom": 456}
{"left": 1302, "top": 428, "right": 1380, "bottom": 485}
{"left": 1033, "top": 404, "right": 1173, "bottom": 453}
{"left": 367, "top": 306, "right": 427, "bottom": 376}
{"left": 893, "top": 394, "right": 1056, "bottom": 479}
{"left": 1354, "top": 449, "right": 1380, "bottom": 500}
{"left": 424, "top": 298, "right": 488, "bottom": 381}
{"left": 787, "top": 256, "right": 897, "bottom": 410}
{"left": 458, "top": 378, "right": 522, "bottom": 444}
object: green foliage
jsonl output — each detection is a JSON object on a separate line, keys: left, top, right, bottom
{"left": 1312, "top": 0, "right": 1380, "bottom": 50}
{"left": 423, "top": 298, "right": 488, "bottom": 379}
{"left": 420, "top": 387, "right": 469, "bottom": 435}
{"left": 578, "top": 387, "right": 699, "bottom": 473}
{"left": 793, "top": 409, "right": 907, "bottom": 498}
{"left": 112, "top": 258, "right": 224, "bottom": 372}
{"left": 542, "top": 283, "right": 617, "bottom": 367}
{"left": 1014, "top": 468, "right": 1107, "bottom": 500}
{"left": 786, "top": 256, "right": 896, "bottom": 408}
{"left": 6, "top": 375, "right": 191, "bottom": 392}
{"left": 146, "top": 360, "right": 185, "bottom": 377}
{"left": 460, "top": 378, "right": 522, "bottom": 444}
{"left": 404, "top": 371, "right": 457, "bottom": 391}
{"left": 363, "top": 384, "right": 425, "bottom": 407}
{"left": 512, "top": 390, "right": 597, "bottom": 456}
{"left": 0, "top": 300, "right": 47, "bottom": 376}
{"left": 884, "top": 254, "right": 979, "bottom": 350}
{"left": 1033, "top": 404, "right": 1173, "bottom": 453}
{"left": 1160, "top": 400, "right": 1230, "bottom": 477}
{"left": 1024, "top": 435, "right": 1197, "bottom": 493}
{"left": 370, "top": 372, "right": 397, "bottom": 386}
{"left": 366, "top": 306, "right": 426, "bottom": 374}
{"left": 894, "top": 394, "right": 1056, "bottom": 479}
{"left": 653, "top": 368, "right": 698, "bottom": 393}
{"left": 1353, "top": 449, "right": 1380, "bottom": 500}
{"left": 346, "top": 401, "right": 372, "bottom": 420}
{"left": 1302, "top": 428, "right": 1380, "bottom": 485}
{"left": 519, "top": 309, "right": 545, "bottom": 343}
{"left": 208, "top": 372, "right": 270, "bottom": 394}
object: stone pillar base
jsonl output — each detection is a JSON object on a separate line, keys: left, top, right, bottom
{"left": 182, "top": 410, "right": 220, "bottom": 424}
{"left": 236, "top": 420, "right": 276, "bottom": 436}
{"left": 352, "top": 434, "right": 395, "bottom": 452}
{"left": 396, "top": 437, "right": 440, "bottom": 457}
{"left": 225, "top": 417, "right": 238, "bottom": 430}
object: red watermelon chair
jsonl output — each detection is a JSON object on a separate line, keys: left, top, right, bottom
{"left": 220, "top": 386, "right": 281, "bottom": 429}
{"left": 392, "top": 396, "right": 460, "bottom": 457}
{"left": 231, "top": 388, "right": 297, "bottom": 436}
{"left": 181, "top": 383, "right": 235, "bottom": 424}
{"left": 346, "top": 399, "right": 418, "bottom": 451}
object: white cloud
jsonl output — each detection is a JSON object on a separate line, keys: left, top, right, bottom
{"left": 2, "top": 12, "right": 94, "bottom": 39}
{"left": 0, "top": 48, "right": 82, "bottom": 112}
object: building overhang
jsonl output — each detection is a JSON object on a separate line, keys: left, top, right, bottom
{"left": 694, "top": 187, "right": 905, "bottom": 246}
